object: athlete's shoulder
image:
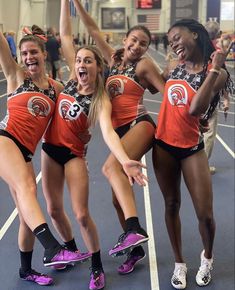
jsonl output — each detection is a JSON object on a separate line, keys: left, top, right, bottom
{"left": 48, "top": 78, "right": 64, "bottom": 96}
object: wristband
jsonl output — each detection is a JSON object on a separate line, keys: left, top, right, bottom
{"left": 209, "top": 68, "right": 221, "bottom": 75}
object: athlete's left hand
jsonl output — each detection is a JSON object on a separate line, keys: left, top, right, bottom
{"left": 199, "top": 119, "right": 209, "bottom": 133}
{"left": 210, "top": 40, "right": 234, "bottom": 69}
{"left": 122, "top": 160, "right": 148, "bottom": 186}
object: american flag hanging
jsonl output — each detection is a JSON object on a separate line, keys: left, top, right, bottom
{"left": 137, "top": 14, "right": 160, "bottom": 31}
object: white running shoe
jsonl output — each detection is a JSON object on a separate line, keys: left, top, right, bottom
{"left": 196, "top": 250, "right": 213, "bottom": 286}
{"left": 171, "top": 263, "right": 187, "bottom": 289}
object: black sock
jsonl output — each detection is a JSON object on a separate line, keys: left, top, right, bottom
{"left": 33, "top": 223, "right": 61, "bottom": 260}
{"left": 33, "top": 223, "right": 60, "bottom": 250}
{"left": 91, "top": 250, "right": 103, "bottom": 271}
{"left": 130, "top": 245, "right": 145, "bottom": 257}
{"left": 125, "top": 217, "right": 141, "bottom": 232}
{"left": 64, "top": 238, "right": 78, "bottom": 252}
{"left": 19, "top": 250, "right": 33, "bottom": 273}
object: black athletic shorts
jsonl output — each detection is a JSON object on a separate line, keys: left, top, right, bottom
{"left": 154, "top": 139, "right": 204, "bottom": 160}
{"left": 115, "top": 114, "right": 156, "bottom": 138}
{"left": 42, "top": 142, "right": 77, "bottom": 166}
{"left": 0, "top": 129, "right": 33, "bottom": 162}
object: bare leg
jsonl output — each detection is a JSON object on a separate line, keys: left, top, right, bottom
{"left": 182, "top": 150, "right": 215, "bottom": 259}
{"left": 65, "top": 157, "right": 100, "bottom": 253}
{"left": 0, "top": 138, "right": 46, "bottom": 230}
{"left": 41, "top": 150, "right": 74, "bottom": 242}
{"left": 102, "top": 121, "right": 155, "bottom": 221}
{"left": 112, "top": 189, "right": 126, "bottom": 230}
{"left": 10, "top": 185, "right": 35, "bottom": 252}
{"left": 152, "top": 144, "right": 184, "bottom": 263}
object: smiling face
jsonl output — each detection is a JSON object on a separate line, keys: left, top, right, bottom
{"left": 123, "top": 29, "right": 150, "bottom": 62}
{"left": 168, "top": 26, "right": 198, "bottom": 62}
{"left": 20, "top": 41, "right": 46, "bottom": 76}
{"left": 75, "top": 48, "right": 100, "bottom": 87}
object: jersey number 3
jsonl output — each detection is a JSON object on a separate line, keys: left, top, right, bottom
{"left": 67, "top": 101, "right": 83, "bottom": 120}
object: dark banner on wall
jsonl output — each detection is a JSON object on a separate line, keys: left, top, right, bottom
{"left": 170, "top": 0, "right": 199, "bottom": 26}
{"left": 206, "top": 0, "right": 220, "bottom": 22}
{"left": 101, "top": 8, "right": 126, "bottom": 29}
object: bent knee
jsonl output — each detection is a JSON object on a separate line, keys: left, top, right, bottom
{"left": 15, "top": 180, "right": 37, "bottom": 198}
{"left": 102, "top": 160, "right": 122, "bottom": 179}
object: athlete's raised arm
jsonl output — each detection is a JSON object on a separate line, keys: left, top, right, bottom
{"left": 0, "top": 31, "right": 24, "bottom": 92}
{"left": 72, "top": 0, "right": 115, "bottom": 65}
{"left": 60, "top": 0, "right": 77, "bottom": 79}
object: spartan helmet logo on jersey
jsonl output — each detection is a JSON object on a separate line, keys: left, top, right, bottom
{"left": 107, "top": 78, "right": 124, "bottom": 99}
{"left": 59, "top": 99, "right": 72, "bottom": 120}
{"left": 168, "top": 84, "right": 188, "bottom": 106}
{"left": 28, "top": 96, "right": 51, "bottom": 117}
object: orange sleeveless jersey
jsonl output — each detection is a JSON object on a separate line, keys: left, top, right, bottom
{"left": 44, "top": 80, "right": 91, "bottom": 158}
{"left": 0, "top": 78, "right": 57, "bottom": 154}
{"left": 156, "top": 78, "right": 202, "bottom": 148}
{"left": 106, "top": 62, "right": 147, "bottom": 129}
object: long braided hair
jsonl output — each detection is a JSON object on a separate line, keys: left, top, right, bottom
{"left": 169, "top": 19, "right": 215, "bottom": 71}
{"left": 168, "top": 19, "right": 233, "bottom": 121}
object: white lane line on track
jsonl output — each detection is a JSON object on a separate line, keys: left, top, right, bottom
{"left": 0, "top": 208, "right": 18, "bottom": 240}
{"left": 0, "top": 172, "right": 42, "bottom": 240}
{"left": 216, "top": 134, "right": 235, "bottom": 158}
{"left": 142, "top": 155, "right": 160, "bottom": 290}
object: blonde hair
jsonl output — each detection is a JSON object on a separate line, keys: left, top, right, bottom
{"left": 77, "top": 46, "right": 106, "bottom": 127}
{"left": 8, "top": 30, "right": 15, "bottom": 36}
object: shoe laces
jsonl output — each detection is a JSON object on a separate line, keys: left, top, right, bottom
{"left": 199, "top": 259, "right": 213, "bottom": 274}
{"left": 174, "top": 266, "right": 187, "bottom": 278}
{"left": 90, "top": 268, "right": 103, "bottom": 283}
{"left": 122, "top": 252, "right": 133, "bottom": 265}
{"left": 113, "top": 232, "right": 128, "bottom": 248}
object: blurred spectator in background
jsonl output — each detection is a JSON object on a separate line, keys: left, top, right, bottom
{"left": 45, "top": 27, "right": 63, "bottom": 83}
{"left": 204, "top": 20, "right": 230, "bottom": 174}
{"left": 162, "top": 33, "right": 169, "bottom": 54}
{"left": 154, "top": 34, "right": 160, "bottom": 51}
{"left": 105, "top": 33, "right": 110, "bottom": 43}
{"left": 6, "top": 30, "right": 17, "bottom": 62}
{"left": 74, "top": 33, "right": 81, "bottom": 46}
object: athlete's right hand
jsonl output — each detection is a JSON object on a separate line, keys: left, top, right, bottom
{"left": 122, "top": 160, "right": 148, "bottom": 187}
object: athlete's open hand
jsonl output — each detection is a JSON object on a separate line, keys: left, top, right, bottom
{"left": 122, "top": 160, "right": 148, "bottom": 186}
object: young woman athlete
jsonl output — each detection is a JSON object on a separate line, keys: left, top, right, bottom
{"left": 152, "top": 19, "right": 231, "bottom": 289}
{"left": 41, "top": 1, "right": 149, "bottom": 289}
{"left": 72, "top": 0, "right": 165, "bottom": 275}
{"left": 0, "top": 25, "right": 92, "bottom": 286}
